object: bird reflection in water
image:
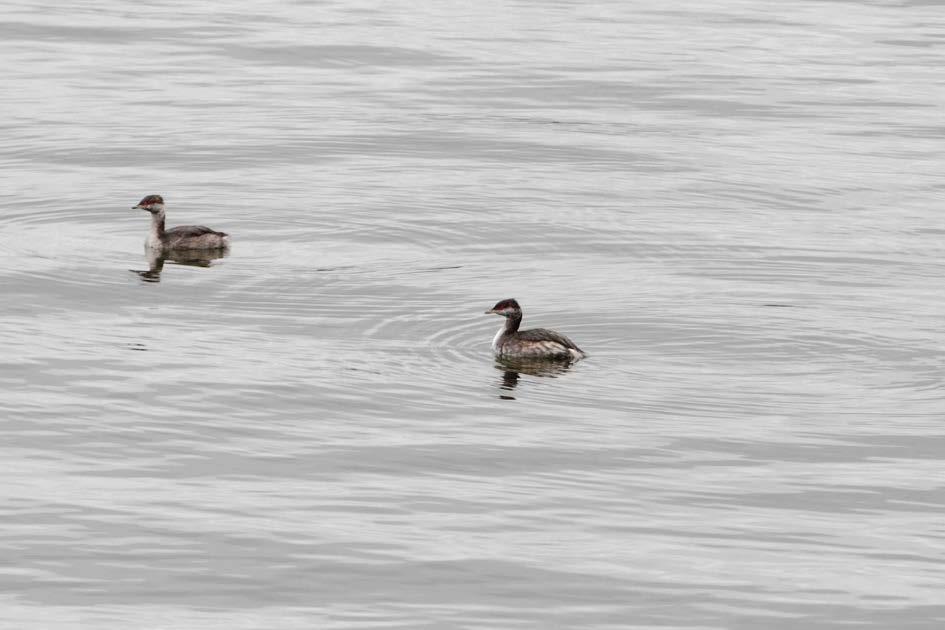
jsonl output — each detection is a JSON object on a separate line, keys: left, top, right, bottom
{"left": 496, "top": 357, "right": 575, "bottom": 400}
{"left": 132, "top": 248, "right": 228, "bottom": 282}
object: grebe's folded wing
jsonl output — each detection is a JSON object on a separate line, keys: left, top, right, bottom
{"left": 166, "top": 225, "right": 227, "bottom": 237}
{"left": 516, "top": 327, "right": 582, "bottom": 351}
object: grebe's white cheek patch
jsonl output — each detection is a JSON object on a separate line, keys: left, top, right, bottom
{"left": 492, "top": 326, "right": 504, "bottom": 351}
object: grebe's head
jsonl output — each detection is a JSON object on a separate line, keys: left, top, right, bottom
{"left": 485, "top": 298, "right": 522, "bottom": 317}
{"left": 133, "top": 194, "right": 165, "bottom": 214}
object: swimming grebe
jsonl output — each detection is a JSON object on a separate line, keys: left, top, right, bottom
{"left": 133, "top": 195, "right": 230, "bottom": 250}
{"left": 485, "top": 298, "right": 586, "bottom": 360}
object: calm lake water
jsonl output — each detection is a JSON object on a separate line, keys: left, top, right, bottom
{"left": 2, "top": 1, "right": 945, "bottom": 628}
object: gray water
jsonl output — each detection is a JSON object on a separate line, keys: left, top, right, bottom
{"left": 2, "top": 1, "right": 945, "bottom": 628}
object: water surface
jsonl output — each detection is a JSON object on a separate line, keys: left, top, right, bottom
{"left": 2, "top": 1, "right": 945, "bottom": 628}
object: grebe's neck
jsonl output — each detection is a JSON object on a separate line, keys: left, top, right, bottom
{"left": 505, "top": 312, "right": 522, "bottom": 334}
{"left": 150, "top": 210, "right": 166, "bottom": 238}
{"left": 145, "top": 210, "right": 167, "bottom": 250}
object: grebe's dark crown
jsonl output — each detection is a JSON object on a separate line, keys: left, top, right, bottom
{"left": 486, "top": 298, "right": 522, "bottom": 316}
{"left": 492, "top": 298, "right": 520, "bottom": 311}
{"left": 134, "top": 194, "right": 165, "bottom": 213}
{"left": 136, "top": 194, "right": 164, "bottom": 206}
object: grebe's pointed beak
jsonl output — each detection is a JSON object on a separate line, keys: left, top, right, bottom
{"left": 484, "top": 308, "right": 496, "bottom": 314}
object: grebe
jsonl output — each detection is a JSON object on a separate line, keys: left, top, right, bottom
{"left": 133, "top": 195, "right": 230, "bottom": 250}
{"left": 485, "top": 298, "right": 586, "bottom": 360}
